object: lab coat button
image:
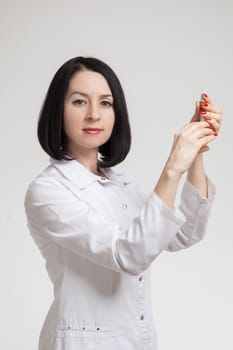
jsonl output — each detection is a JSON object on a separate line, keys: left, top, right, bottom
{"left": 122, "top": 203, "right": 127, "bottom": 209}
{"left": 140, "top": 315, "right": 144, "bottom": 321}
{"left": 139, "top": 276, "right": 143, "bottom": 282}
{"left": 101, "top": 177, "right": 106, "bottom": 181}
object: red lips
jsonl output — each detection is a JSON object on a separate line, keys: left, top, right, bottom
{"left": 83, "top": 128, "right": 103, "bottom": 134}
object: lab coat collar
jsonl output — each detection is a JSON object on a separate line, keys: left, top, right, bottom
{"left": 49, "top": 157, "right": 131, "bottom": 189}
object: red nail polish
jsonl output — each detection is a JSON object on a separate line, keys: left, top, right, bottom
{"left": 201, "top": 102, "right": 208, "bottom": 107}
{"left": 203, "top": 93, "right": 208, "bottom": 98}
{"left": 200, "top": 110, "right": 207, "bottom": 114}
{"left": 205, "top": 116, "right": 212, "bottom": 120}
{"left": 213, "top": 132, "right": 218, "bottom": 136}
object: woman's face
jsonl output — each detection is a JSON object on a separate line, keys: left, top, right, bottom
{"left": 63, "top": 70, "right": 115, "bottom": 157}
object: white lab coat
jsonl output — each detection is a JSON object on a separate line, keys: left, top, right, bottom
{"left": 24, "top": 157, "right": 215, "bottom": 350}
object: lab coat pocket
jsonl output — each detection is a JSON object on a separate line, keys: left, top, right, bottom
{"left": 57, "top": 324, "right": 114, "bottom": 336}
{"left": 39, "top": 325, "right": 117, "bottom": 350}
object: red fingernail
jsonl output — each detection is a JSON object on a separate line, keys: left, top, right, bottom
{"left": 203, "top": 93, "right": 208, "bottom": 97}
{"left": 201, "top": 102, "right": 208, "bottom": 107}
{"left": 205, "top": 116, "right": 212, "bottom": 120}
{"left": 200, "top": 110, "right": 207, "bottom": 114}
{"left": 213, "top": 132, "right": 218, "bottom": 136}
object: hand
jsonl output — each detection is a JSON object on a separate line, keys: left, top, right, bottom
{"left": 154, "top": 94, "right": 222, "bottom": 207}
{"left": 191, "top": 93, "right": 222, "bottom": 153}
{"left": 166, "top": 120, "right": 217, "bottom": 176}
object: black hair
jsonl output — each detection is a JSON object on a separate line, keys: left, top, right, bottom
{"left": 37, "top": 56, "right": 131, "bottom": 168}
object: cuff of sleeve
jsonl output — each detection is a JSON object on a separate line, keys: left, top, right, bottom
{"left": 148, "top": 191, "right": 186, "bottom": 225}
{"left": 183, "top": 176, "right": 216, "bottom": 204}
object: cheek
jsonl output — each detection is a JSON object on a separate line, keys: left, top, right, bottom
{"left": 63, "top": 108, "right": 81, "bottom": 132}
{"left": 106, "top": 111, "right": 115, "bottom": 130}
{"left": 63, "top": 116, "right": 73, "bottom": 136}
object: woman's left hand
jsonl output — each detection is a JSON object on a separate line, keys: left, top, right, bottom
{"left": 191, "top": 93, "right": 222, "bottom": 152}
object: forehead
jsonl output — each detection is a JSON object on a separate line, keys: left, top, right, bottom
{"left": 67, "top": 70, "right": 112, "bottom": 94}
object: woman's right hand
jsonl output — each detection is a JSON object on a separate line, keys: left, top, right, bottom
{"left": 165, "top": 120, "right": 217, "bottom": 176}
{"left": 154, "top": 120, "right": 216, "bottom": 208}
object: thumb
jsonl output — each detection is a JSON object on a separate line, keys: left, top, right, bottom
{"left": 191, "top": 101, "right": 201, "bottom": 122}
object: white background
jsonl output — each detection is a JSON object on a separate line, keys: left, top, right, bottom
{"left": 1, "top": 0, "right": 233, "bottom": 349}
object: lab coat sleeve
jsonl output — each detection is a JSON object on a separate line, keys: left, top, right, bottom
{"left": 24, "top": 176, "right": 186, "bottom": 276}
{"left": 165, "top": 176, "right": 215, "bottom": 251}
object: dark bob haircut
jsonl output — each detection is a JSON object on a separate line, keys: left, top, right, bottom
{"left": 37, "top": 56, "right": 131, "bottom": 168}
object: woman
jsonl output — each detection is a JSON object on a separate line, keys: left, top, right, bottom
{"left": 24, "top": 56, "right": 222, "bottom": 350}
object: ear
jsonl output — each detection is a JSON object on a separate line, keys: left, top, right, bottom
{"left": 191, "top": 101, "right": 201, "bottom": 122}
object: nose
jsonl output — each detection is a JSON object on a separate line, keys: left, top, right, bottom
{"left": 86, "top": 103, "right": 100, "bottom": 121}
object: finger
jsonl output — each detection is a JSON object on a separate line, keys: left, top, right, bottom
{"left": 206, "top": 112, "right": 222, "bottom": 122}
{"left": 200, "top": 101, "right": 222, "bottom": 114}
{"left": 198, "top": 133, "right": 217, "bottom": 147}
{"left": 183, "top": 120, "right": 210, "bottom": 133}
{"left": 193, "top": 126, "right": 216, "bottom": 139}
{"left": 176, "top": 120, "right": 212, "bottom": 141}
{"left": 201, "top": 116, "right": 220, "bottom": 133}
{"left": 199, "top": 145, "right": 210, "bottom": 153}
{"left": 191, "top": 101, "right": 201, "bottom": 122}
{"left": 199, "top": 110, "right": 222, "bottom": 123}
{"left": 201, "top": 93, "right": 213, "bottom": 105}
{"left": 201, "top": 111, "right": 222, "bottom": 129}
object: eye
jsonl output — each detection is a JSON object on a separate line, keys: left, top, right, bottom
{"left": 73, "top": 99, "right": 86, "bottom": 105}
{"left": 101, "top": 100, "right": 113, "bottom": 107}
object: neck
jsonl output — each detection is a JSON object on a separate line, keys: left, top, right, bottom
{"left": 66, "top": 148, "right": 101, "bottom": 175}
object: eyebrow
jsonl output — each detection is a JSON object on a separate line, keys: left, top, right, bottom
{"left": 69, "top": 91, "right": 113, "bottom": 98}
